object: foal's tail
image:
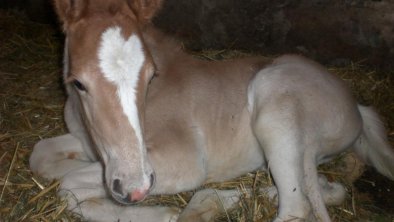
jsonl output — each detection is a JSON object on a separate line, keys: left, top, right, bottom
{"left": 353, "top": 105, "right": 394, "bottom": 180}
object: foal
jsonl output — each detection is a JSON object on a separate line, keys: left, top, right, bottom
{"left": 30, "top": 0, "right": 394, "bottom": 221}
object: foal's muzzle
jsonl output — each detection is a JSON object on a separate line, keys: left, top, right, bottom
{"left": 110, "top": 173, "right": 155, "bottom": 205}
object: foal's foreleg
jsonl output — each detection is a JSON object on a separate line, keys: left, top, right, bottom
{"left": 60, "top": 162, "right": 180, "bottom": 222}
{"left": 30, "top": 134, "right": 92, "bottom": 179}
{"left": 68, "top": 198, "right": 180, "bottom": 222}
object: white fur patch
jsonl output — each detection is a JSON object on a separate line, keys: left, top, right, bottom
{"left": 98, "top": 26, "right": 145, "bottom": 151}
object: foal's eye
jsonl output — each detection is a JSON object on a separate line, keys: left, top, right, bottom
{"left": 149, "top": 73, "right": 157, "bottom": 85}
{"left": 73, "top": 80, "right": 86, "bottom": 91}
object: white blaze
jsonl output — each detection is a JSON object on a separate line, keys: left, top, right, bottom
{"left": 98, "top": 26, "right": 145, "bottom": 150}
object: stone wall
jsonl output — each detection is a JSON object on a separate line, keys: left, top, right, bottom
{"left": 0, "top": 0, "right": 54, "bottom": 23}
{"left": 154, "top": 0, "right": 394, "bottom": 69}
{"left": 3, "top": 0, "right": 393, "bottom": 69}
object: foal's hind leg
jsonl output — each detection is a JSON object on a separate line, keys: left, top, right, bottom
{"left": 265, "top": 145, "right": 311, "bottom": 221}
{"left": 177, "top": 189, "right": 241, "bottom": 222}
{"left": 252, "top": 108, "right": 312, "bottom": 221}
{"left": 178, "top": 187, "right": 278, "bottom": 222}
{"left": 177, "top": 176, "right": 344, "bottom": 222}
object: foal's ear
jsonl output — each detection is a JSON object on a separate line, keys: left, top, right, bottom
{"left": 126, "top": 0, "right": 163, "bottom": 24}
{"left": 53, "top": 0, "right": 88, "bottom": 29}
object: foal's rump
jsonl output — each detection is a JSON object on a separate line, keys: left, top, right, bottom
{"left": 248, "top": 54, "right": 362, "bottom": 155}
{"left": 266, "top": 55, "right": 394, "bottom": 179}
{"left": 247, "top": 54, "right": 394, "bottom": 221}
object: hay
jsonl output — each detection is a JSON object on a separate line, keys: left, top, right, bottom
{"left": 0, "top": 9, "right": 77, "bottom": 222}
{"left": 0, "top": 9, "right": 393, "bottom": 222}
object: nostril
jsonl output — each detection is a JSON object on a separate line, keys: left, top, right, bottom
{"left": 113, "top": 179, "right": 123, "bottom": 196}
{"left": 149, "top": 173, "right": 155, "bottom": 188}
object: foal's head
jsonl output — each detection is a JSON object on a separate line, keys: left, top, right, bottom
{"left": 54, "top": 0, "right": 161, "bottom": 204}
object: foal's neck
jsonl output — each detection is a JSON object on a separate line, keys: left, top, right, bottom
{"left": 142, "top": 25, "right": 193, "bottom": 72}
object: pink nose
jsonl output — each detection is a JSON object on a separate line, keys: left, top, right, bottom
{"left": 129, "top": 188, "right": 149, "bottom": 202}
